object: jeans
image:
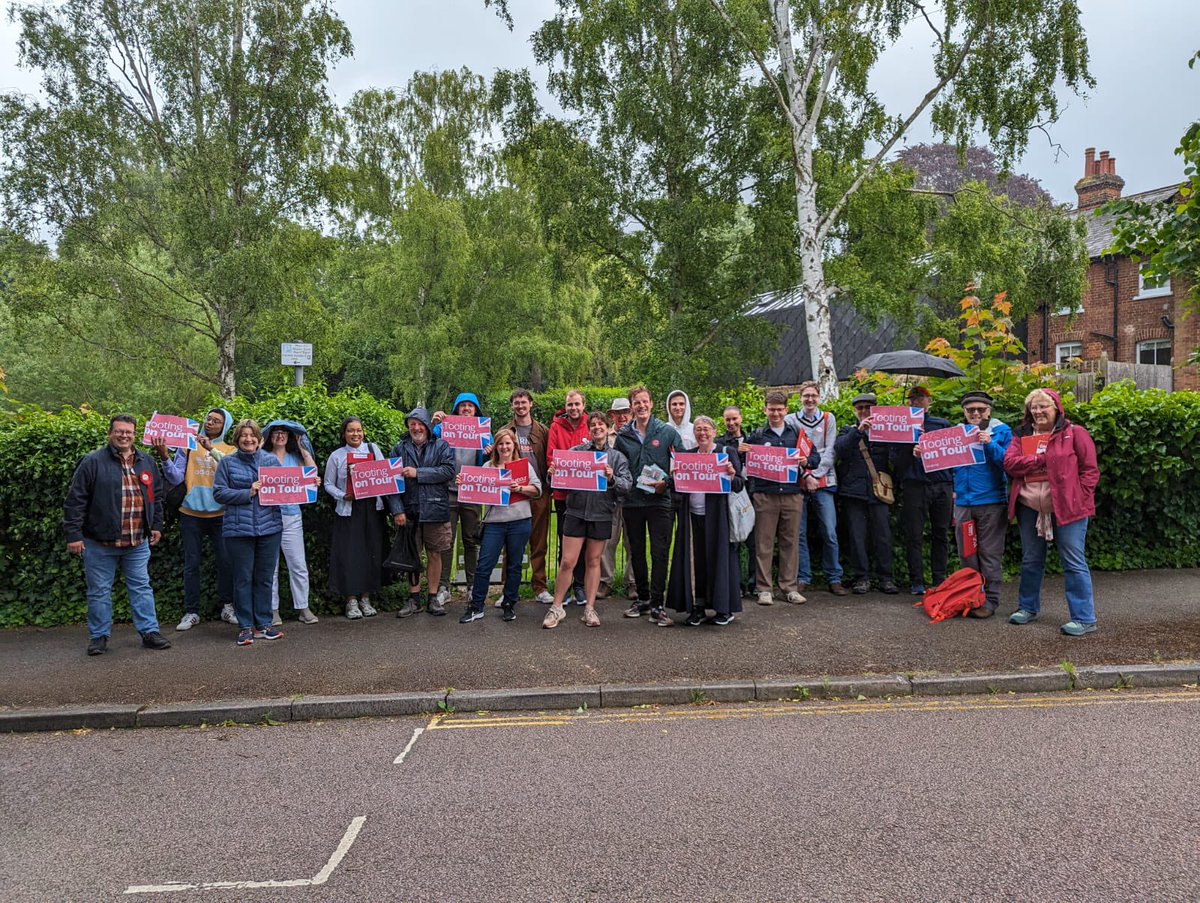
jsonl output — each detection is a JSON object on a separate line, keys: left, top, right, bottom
{"left": 902, "top": 480, "right": 954, "bottom": 587}
{"left": 226, "top": 533, "right": 283, "bottom": 630}
{"left": 623, "top": 505, "right": 674, "bottom": 605}
{"left": 179, "top": 512, "right": 233, "bottom": 615}
{"left": 798, "top": 489, "right": 843, "bottom": 586}
{"left": 1016, "top": 506, "right": 1095, "bottom": 624}
{"left": 271, "top": 513, "right": 310, "bottom": 611}
{"left": 469, "top": 518, "right": 533, "bottom": 611}
{"left": 83, "top": 539, "right": 160, "bottom": 639}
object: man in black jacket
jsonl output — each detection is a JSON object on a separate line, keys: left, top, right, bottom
{"left": 833, "top": 394, "right": 898, "bottom": 595}
{"left": 891, "top": 386, "right": 954, "bottom": 594}
{"left": 62, "top": 415, "right": 172, "bottom": 656}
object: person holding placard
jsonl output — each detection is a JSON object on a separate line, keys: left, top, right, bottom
{"left": 393, "top": 408, "right": 456, "bottom": 618}
{"left": 431, "top": 393, "right": 488, "bottom": 611}
{"left": 499, "top": 389, "right": 553, "bottom": 603}
{"left": 458, "top": 428, "right": 543, "bottom": 624}
{"left": 263, "top": 421, "right": 319, "bottom": 626}
{"left": 543, "top": 413, "right": 632, "bottom": 629}
{"left": 547, "top": 390, "right": 591, "bottom": 606}
{"left": 599, "top": 397, "right": 638, "bottom": 601}
{"left": 891, "top": 386, "right": 954, "bottom": 595}
{"left": 1003, "top": 389, "right": 1100, "bottom": 636}
{"left": 952, "top": 391, "right": 1013, "bottom": 618}
{"left": 719, "top": 405, "right": 756, "bottom": 599}
{"left": 668, "top": 416, "right": 743, "bottom": 627}
{"left": 157, "top": 407, "right": 237, "bottom": 629}
{"left": 833, "top": 393, "right": 898, "bottom": 595}
{"left": 324, "top": 418, "right": 396, "bottom": 620}
{"left": 739, "top": 391, "right": 819, "bottom": 607}
{"left": 213, "top": 420, "right": 284, "bottom": 646}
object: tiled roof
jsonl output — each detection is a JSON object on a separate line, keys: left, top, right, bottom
{"left": 1073, "top": 184, "right": 1182, "bottom": 259}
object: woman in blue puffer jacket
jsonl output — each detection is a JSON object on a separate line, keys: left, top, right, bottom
{"left": 213, "top": 419, "right": 284, "bottom": 646}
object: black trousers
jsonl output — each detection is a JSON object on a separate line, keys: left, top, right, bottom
{"left": 902, "top": 481, "right": 954, "bottom": 587}
{"left": 842, "top": 496, "right": 893, "bottom": 583}
{"left": 623, "top": 505, "right": 674, "bottom": 605}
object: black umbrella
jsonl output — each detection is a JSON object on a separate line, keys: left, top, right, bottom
{"left": 855, "top": 350, "right": 965, "bottom": 378}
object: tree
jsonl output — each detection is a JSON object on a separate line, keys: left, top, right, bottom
{"left": 707, "top": 0, "right": 1093, "bottom": 396}
{"left": 0, "top": 0, "right": 351, "bottom": 398}
{"left": 898, "top": 143, "right": 1052, "bottom": 207}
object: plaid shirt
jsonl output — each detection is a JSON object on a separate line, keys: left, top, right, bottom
{"left": 109, "top": 449, "right": 145, "bottom": 548}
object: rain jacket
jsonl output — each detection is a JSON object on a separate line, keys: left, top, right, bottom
{"left": 953, "top": 418, "right": 1012, "bottom": 507}
{"left": 392, "top": 407, "right": 456, "bottom": 523}
{"left": 262, "top": 420, "right": 317, "bottom": 517}
{"left": 213, "top": 449, "right": 283, "bottom": 538}
{"left": 1004, "top": 389, "right": 1099, "bottom": 526}
{"left": 546, "top": 408, "right": 590, "bottom": 503}
{"left": 433, "top": 392, "right": 488, "bottom": 494}
{"left": 615, "top": 417, "right": 686, "bottom": 510}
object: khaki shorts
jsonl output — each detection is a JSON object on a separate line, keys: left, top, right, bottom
{"left": 416, "top": 521, "right": 453, "bottom": 553}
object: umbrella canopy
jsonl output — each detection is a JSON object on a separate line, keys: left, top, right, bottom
{"left": 855, "top": 350, "right": 965, "bottom": 378}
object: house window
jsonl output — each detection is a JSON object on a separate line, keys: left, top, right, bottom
{"left": 1055, "top": 342, "right": 1083, "bottom": 366}
{"left": 1137, "top": 339, "right": 1172, "bottom": 366}
{"left": 1135, "top": 263, "right": 1171, "bottom": 299}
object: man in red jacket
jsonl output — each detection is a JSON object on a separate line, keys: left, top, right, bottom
{"left": 546, "top": 390, "right": 590, "bottom": 604}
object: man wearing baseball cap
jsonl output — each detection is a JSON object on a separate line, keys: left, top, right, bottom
{"left": 599, "top": 397, "right": 637, "bottom": 600}
{"left": 893, "top": 385, "right": 953, "bottom": 595}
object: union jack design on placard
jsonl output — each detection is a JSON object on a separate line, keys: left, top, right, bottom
{"left": 302, "top": 466, "right": 319, "bottom": 504}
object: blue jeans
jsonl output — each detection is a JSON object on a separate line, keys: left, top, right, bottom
{"left": 1016, "top": 505, "right": 1095, "bottom": 624}
{"left": 180, "top": 512, "right": 233, "bottom": 615}
{"left": 83, "top": 539, "right": 159, "bottom": 639}
{"left": 469, "top": 518, "right": 533, "bottom": 612}
{"left": 226, "top": 533, "right": 283, "bottom": 629}
{"left": 798, "top": 489, "right": 843, "bottom": 585}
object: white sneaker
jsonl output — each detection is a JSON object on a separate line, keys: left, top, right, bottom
{"left": 359, "top": 599, "right": 377, "bottom": 617}
{"left": 535, "top": 591, "right": 554, "bottom": 605}
{"left": 220, "top": 603, "right": 237, "bottom": 624}
{"left": 271, "top": 610, "right": 283, "bottom": 626}
{"left": 175, "top": 612, "right": 200, "bottom": 631}
{"left": 492, "top": 596, "right": 504, "bottom": 608}
{"left": 757, "top": 591, "right": 774, "bottom": 606}
{"left": 345, "top": 600, "right": 363, "bottom": 620}
{"left": 435, "top": 588, "right": 451, "bottom": 607}
{"left": 785, "top": 591, "right": 807, "bottom": 605}
{"left": 297, "top": 607, "right": 319, "bottom": 624}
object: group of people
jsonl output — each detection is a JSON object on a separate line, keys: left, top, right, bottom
{"left": 62, "top": 381, "right": 1100, "bottom": 655}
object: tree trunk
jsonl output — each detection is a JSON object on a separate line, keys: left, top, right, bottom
{"left": 217, "top": 323, "right": 236, "bottom": 399}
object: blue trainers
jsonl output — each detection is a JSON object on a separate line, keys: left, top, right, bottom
{"left": 236, "top": 628, "right": 254, "bottom": 646}
{"left": 910, "top": 584, "right": 925, "bottom": 596}
{"left": 1008, "top": 609, "right": 1039, "bottom": 625}
{"left": 1061, "top": 621, "right": 1097, "bottom": 637}
{"left": 253, "top": 626, "right": 283, "bottom": 641}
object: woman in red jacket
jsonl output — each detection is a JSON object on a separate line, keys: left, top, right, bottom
{"left": 1003, "top": 388, "right": 1099, "bottom": 636}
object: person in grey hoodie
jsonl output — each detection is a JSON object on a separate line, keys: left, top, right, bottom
{"left": 431, "top": 392, "right": 487, "bottom": 610}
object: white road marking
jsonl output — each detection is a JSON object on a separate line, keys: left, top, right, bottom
{"left": 123, "top": 816, "right": 367, "bottom": 895}
{"left": 392, "top": 726, "right": 425, "bottom": 765}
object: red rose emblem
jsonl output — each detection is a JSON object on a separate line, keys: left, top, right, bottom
{"left": 652, "top": 439, "right": 660, "bottom": 447}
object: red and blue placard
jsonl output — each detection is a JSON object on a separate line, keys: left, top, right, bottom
{"left": 258, "top": 466, "right": 319, "bottom": 506}
{"left": 350, "top": 458, "right": 406, "bottom": 499}
{"left": 457, "top": 465, "right": 511, "bottom": 505}
{"left": 440, "top": 416, "right": 492, "bottom": 450}
{"left": 671, "top": 452, "right": 731, "bottom": 494}
{"left": 744, "top": 446, "right": 801, "bottom": 484}
{"left": 551, "top": 450, "right": 608, "bottom": 492}
{"left": 142, "top": 413, "right": 199, "bottom": 450}
{"left": 917, "top": 425, "right": 986, "bottom": 473}
{"left": 869, "top": 406, "right": 925, "bottom": 444}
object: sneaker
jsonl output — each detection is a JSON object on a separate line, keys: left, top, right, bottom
{"left": 427, "top": 594, "right": 447, "bottom": 616}
{"left": 542, "top": 606, "right": 566, "bottom": 629}
{"left": 756, "top": 591, "right": 774, "bottom": 606}
{"left": 910, "top": 584, "right": 926, "bottom": 596}
{"left": 648, "top": 607, "right": 674, "bottom": 628}
{"left": 359, "top": 599, "right": 378, "bottom": 618}
{"left": 1009, "top": 609, "right": 1039, "bottom": 625}
{"left": 597, "top": 582, "right": 611, "bottom": 599}
{"left": 685, "top": 611, "right": 705, "bottom": 627}
{"left": 879, "top": 580, "right": 899, "bottom": 595}
{"left": 345, "top": 599, "right": 363, "bottom": 620}
{"left": 435, "top": 588, "right": 451, "bottom": 607}
{"left": 501, "top": 603, "right": 517, "bottom": 622}
{"left": 236, "top": 628, "right": 254, "bottom": 646}
{"left": 624, "top": 601, "right": 651, "bottom": 618}
{"left": 493, "top": 597, "right": 504, "bottom": 608}
{"left": 86, "top": 635, "right": 108, "bottom": 656}
{"left": 1061, "top": 620, "right": 1097, "bottom": 637}
{"left": 711, "top": 613, "right": 734, "bottom": 627}
{"left": 397, "top": 595, "right": 422, "bottom": 618}
{"left": 297, "top": 607, "right": 319, "bottom": 624}
{"left": 573, "top": 586, "right": 587, "bottom": 606}
{"left": 141, "top": 630, "right": 172, "bottom": 650}
{"left": 253, "top": 626, "right": 283, "bottom": 641}
{"left": 851, "top": 579, "right": 870, "bottom": 595}
{"left": 535, "top": 590, "right": 555, "bottom": 605}
{"left": 785, "top": 591, "right": 807, "bottom": 605}
{"left": 271, "top": 610, "right": 283, "bottom": 627}
{"left": 829, "top": 583, "right": 849, "bottom": 596}
{"left": 459, "top": 607, "right": 485, "bottom": 624}
{"left": 220, "top": 603, "right": 237, "bottom": 624}
{"left": 626, "top": 586, "right": 640, "bottom": 601}
{"left": 175, "top": 612, "right": 200, "bottom": 631}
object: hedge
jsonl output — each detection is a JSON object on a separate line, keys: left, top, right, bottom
{"left": 2, "top": 381, "right": 1198, "bottom": 628}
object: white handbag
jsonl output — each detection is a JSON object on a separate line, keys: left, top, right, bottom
{"left": 727, "top": 486, "right": 755, "bottom": 543}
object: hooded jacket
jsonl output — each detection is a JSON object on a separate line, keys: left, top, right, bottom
{"left": 1004, "top": 389, "right": 1098, "bottom": 526}
{"left": 392, "top": 407, "right": 456, "bottom": 523}
{"left": 161, "top": 407, "right": 234, "bottom": 517}
{"left": 614, "top": 417, "right": 686, "bottom": 509}
{"left": 433, "top": 392, "right": 487, "bottom": 494}
{"left": 546, "top": 408, "right": 591, "bottom": 503}
{"left": 953, "top": 417, "right": 1012, "bottom": 507}
{"left": 666, "top": 390, "right": 696, "bottom": 450}
{"left": 213, "top": 449, "right": 284, "bottom": 538}
{"left": 262, "top": 420, "right": 317, "bottom": 518}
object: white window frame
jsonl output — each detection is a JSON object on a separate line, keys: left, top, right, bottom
{"left": 1055, "top": 342, "right": 1083, "bottom": 367}
{"left": 1136, "top": 339, "right": 1172, "bottom": 366}
{"left": 1135, "top": 263, "right": 1172, "bottom": 300}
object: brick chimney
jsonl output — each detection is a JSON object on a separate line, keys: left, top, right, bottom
{"left": 1075, "top": 147, "right": 1125, "bottom": 211}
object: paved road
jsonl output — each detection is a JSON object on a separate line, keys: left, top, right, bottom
{"left": 4, "top": 568, "right": 1200, "bottom": 709}
{"left": 4, "top": 688, "right": 1200, "bottom": 901}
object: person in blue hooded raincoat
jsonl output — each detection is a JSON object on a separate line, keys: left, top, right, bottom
{"left": 263, "top": 420, "right": 320, "bottom": 625}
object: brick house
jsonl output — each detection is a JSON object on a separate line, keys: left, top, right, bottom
{"left": 1025, "top": 148, "right": 1197, "bottom": 391}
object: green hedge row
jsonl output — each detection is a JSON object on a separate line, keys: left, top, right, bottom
{"left": 1, "top": 381, "right": 1197, "bottom": 627}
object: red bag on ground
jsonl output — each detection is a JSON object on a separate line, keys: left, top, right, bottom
{"left": 914, "top": 567, "right": 986, "bottom": 623}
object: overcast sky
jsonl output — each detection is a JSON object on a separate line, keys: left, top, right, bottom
{"left": 1, "top": 0, "right": 1194, "bottom": 203}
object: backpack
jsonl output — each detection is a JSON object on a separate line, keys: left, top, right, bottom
{"left": 914, "top": 567, "right": 985, "bottom": 623}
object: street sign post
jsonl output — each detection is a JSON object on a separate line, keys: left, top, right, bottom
{"left": 281, "top": 342, "right": 312, "bottom": 387}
